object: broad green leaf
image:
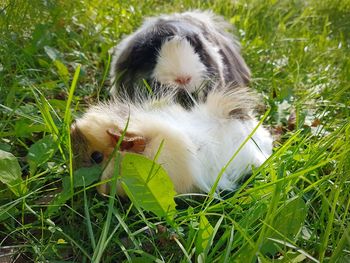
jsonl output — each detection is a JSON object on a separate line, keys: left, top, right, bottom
{"left": 0, "top": 149, "right": 27, "bottom": 196}
{"left": 120, "top": 153, "right": 177, "bottom": 222}
{"left": 261, "top": 197, "right": 307, "bottom": 255}
{"left": 27, "top": 134, "right": 57, "bottom": 174}
{"left": 73, "top": 165, "right": 101, "bottom": 187}
{"left": 273, "top": 198, "right": 307, "bottom": 236}
{"left": 196, "top": 214, "right": 214, "bottom": 255}
{"left": 15, "top": 119, "right": 48, "bottom": 137}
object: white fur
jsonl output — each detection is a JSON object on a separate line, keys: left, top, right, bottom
{"left": 74, "top": 88, "right": 273, "bottom": 195}
{"left": 152, "top": 36, "right": 207, "bottom": 93}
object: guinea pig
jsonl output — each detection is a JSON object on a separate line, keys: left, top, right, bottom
{"left": 109, "top": 10, "right": 251, "bottom": 106}
{"left": 71, "top": 85, "right": 272, "bottom": 196}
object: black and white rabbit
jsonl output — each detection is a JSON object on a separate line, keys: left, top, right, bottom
{"left": 71, "top": 85, "right": 272, "bottom": 196}
{"left": 109, "top": 10, "right": 251, "bottom": 105}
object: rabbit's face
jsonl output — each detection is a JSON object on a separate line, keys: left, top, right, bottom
{"left": 110, "top": 21, "right": 221, "bottom": 100}
{"left": 71, "top": 112, "right": 147, "bottom": 197}
{"left": 152, "top": 36, "right": 207, "bottom": 94}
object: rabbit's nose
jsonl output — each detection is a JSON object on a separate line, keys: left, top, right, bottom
{"left": 175, "top": 76, "right": 191, "bottom": 85}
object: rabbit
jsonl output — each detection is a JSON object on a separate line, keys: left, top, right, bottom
{"left": 71, "top": 85, "right": 272, "bottom": 196}
{"left": 109, "top": 10, "right": 251, "bottom": 106}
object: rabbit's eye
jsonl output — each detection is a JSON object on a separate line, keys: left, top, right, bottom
{"left": 90, "top": 151, "right": 104, "bottom": 164}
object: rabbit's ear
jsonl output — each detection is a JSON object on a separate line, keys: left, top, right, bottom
{"left": 184, "top": 11, "right": 251, "bottom": 86}
{"left": 106, "top": 128, "right": 146, "bottom": 153}
{"left": 217, "top": 36, "right": 251, "bottom": 86}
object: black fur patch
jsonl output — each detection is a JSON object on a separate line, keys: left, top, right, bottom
{"left": 115, "top": 21, "right": 178, "bottom": 98}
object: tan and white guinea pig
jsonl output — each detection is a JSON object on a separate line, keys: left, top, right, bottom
{"left": 71, "top": 85, "right": 272, "bottom": 196}
{"left": 109, "top": 10, "right": 251, "bottom": 106}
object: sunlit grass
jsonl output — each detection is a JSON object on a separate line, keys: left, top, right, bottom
{"left": 0, "top": 0, "right": 349, "bottom": 261}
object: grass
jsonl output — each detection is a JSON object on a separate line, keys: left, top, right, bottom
{"left": 0, "top": 0, "right": 349, "bottom": 261}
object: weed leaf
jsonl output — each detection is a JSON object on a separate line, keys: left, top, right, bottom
{"left": 73, "top": 165, "right": 101, "bottom": 187}
{"left": 0, "top": 149, "right": 27, "bottom": 196}
{"left": 262, "top": 197, "right": 307, "bottom": 255}
{"left": 15, "top": 119, "right": 47, "bottom": 137}
{"left": 120, "top": 153, "right": 177, "bottom": 222}
{"left": 27, "top": 134, "right": 57, "bottom": 174}
{"left": 196, "top": 214, "right": 214, "bottom": 255}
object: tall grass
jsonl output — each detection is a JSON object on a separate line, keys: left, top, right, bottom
{"left": 0, "top": 0, "right": 349, "bottom": 262}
